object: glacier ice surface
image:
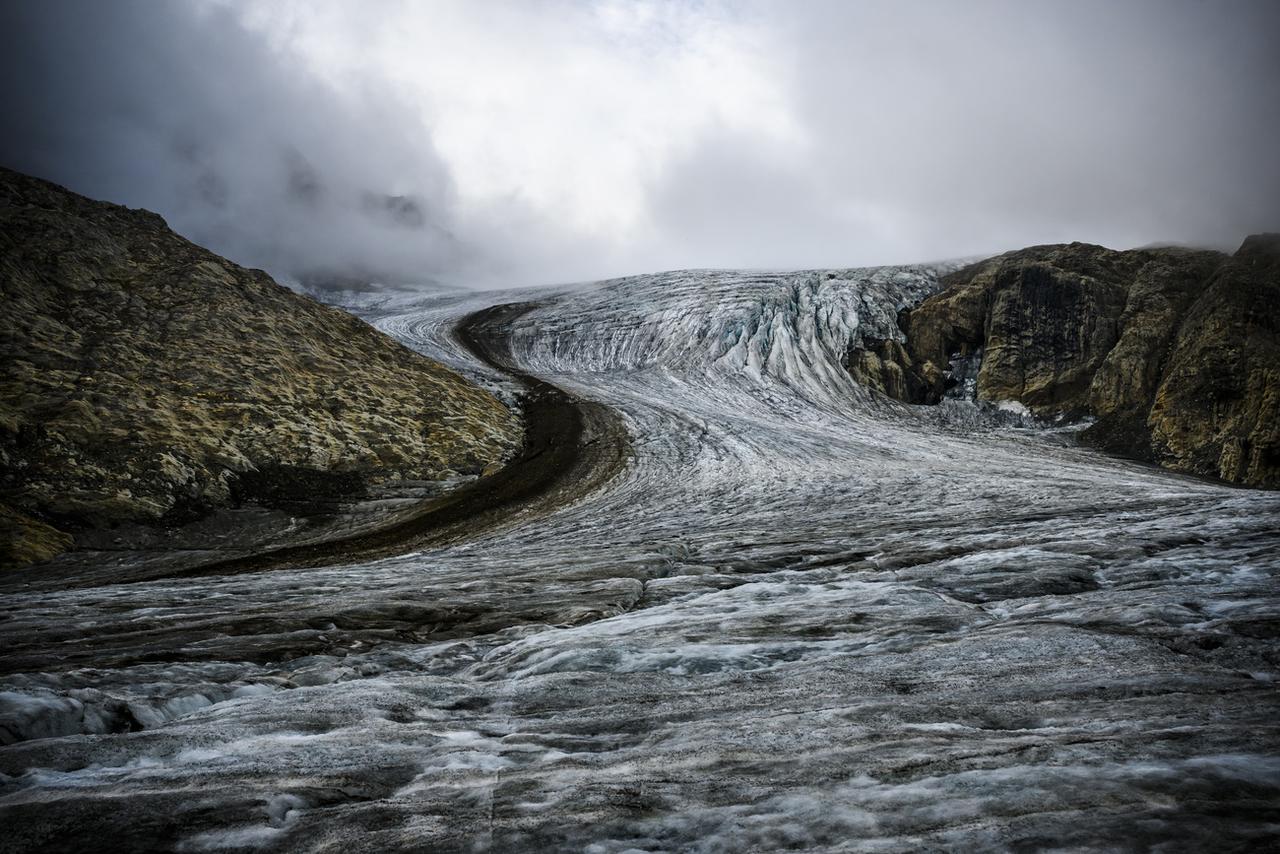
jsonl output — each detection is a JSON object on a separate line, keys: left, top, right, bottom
{"left": 1, "top": 267, "right": 1278, "bottom": 851}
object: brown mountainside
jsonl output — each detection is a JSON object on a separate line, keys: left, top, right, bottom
{"left": 0, "top": 168, "right": 519, "bottom": 566}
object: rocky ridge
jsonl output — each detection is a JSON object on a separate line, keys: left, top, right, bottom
{"left": 0, "top": 167, "right": 520, "bottom": 567}
{"left": 848, "top": 238, "right": 1280, "bottom": 487}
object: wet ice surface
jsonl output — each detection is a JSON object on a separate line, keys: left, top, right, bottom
{"left": 3, "top": 268, "right": 1280, "bottom": 851}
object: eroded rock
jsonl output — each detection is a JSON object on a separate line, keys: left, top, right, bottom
{"left": 869, "top": 239, "right": 1279, "bottom": 487}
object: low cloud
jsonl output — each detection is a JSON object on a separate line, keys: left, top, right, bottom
{"left": 3, "top": 0, "right": 1278, "bottom": 289}
{"left": 0, "top": 0, "right": 467, "bottom": 287}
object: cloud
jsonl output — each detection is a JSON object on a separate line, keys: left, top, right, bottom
{"left": 2, "top": 0, "right": 1278, "bottom": 289}
{"left": 0, "top": 0, "right": 467, "bottom": 286}
{"left": 755, "top": 0, "right": 1280, "bottom": 260}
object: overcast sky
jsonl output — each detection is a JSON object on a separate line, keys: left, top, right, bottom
{"left": 3, "top": 0, "right": 1278, "bottom": 289}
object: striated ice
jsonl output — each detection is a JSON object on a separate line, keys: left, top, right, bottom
{"left": 0, "top": 266, "right": 1277, "bottom": 850}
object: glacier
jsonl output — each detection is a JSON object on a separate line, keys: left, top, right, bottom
{"left": 1, "top": 266, "right": 1278, "bottom": 851}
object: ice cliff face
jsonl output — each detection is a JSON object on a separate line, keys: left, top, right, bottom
{"left": 506, "top": 268, "right": 937, "bottom": 403}
{"left": 2, "top": 266, "right": 1278, "bottom": 851}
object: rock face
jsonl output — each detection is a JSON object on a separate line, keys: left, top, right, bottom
{"left": 1146, "top": 235, "right": 1280, "bottom": 486}
{"left": 0, "top": 167, "right": 520, "bottom": 567}
{"left": 850, "top": 239, "right": 1279, "bottom": 487}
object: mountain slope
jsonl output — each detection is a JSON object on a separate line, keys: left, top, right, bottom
{"left": 0, "top": 167, "right": 519, "bottom": 566}
{"left": 851, "top": 239, "right": 1279, "bottom": 487}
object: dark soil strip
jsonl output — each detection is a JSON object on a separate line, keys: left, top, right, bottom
{"left": 114, "top": 302, "right": 628, "bottom": 582}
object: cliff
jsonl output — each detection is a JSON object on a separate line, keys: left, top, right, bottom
{"left": 849, "top": 238, "right": 1279, "bottom": 487}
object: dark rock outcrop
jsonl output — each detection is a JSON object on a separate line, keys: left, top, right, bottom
{"left": 1146, "top": 236, "right": 1280, "bottom": 485}
{"left": 866, "top": 239, "right": 1279, "bottom": 488}
{"left": 844, "top": 337, "right": 932, "bottom": 402}
{"left": 0, "top": 167, "right": 520, "bottom": 567}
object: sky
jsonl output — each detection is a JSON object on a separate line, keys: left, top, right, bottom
{"left": 2, "top": 0, "right": 1279, "bottom": 290}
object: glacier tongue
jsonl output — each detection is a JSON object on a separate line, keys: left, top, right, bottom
{"left": 1, "top": 267, "right": 1278, "bottom": 852}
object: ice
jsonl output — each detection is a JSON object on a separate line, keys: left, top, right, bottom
{"left": 1, "top": 266, "right": 1278, "bottom": 850}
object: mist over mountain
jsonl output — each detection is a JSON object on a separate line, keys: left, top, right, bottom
{"left": 3, "top": 0, "right": 1279, "bottom": 289}
{"left": 0, "top": 1, "right": 475, "bottom": 287}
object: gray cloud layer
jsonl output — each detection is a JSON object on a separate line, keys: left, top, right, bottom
{"left": 3, "top": 0, "right": 1278, "bottom": 288}
{"left": 1, "top": 0, "right": 468, "bottom": 287}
